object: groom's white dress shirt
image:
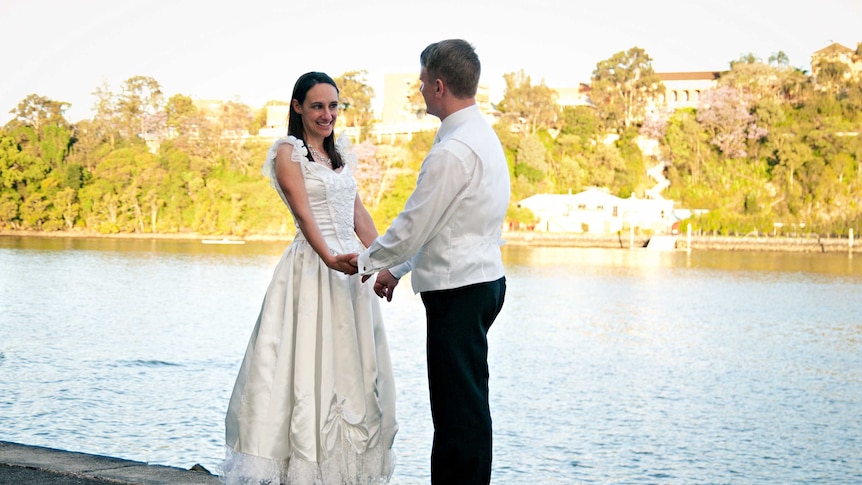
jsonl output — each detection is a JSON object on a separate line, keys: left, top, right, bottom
{"left": 357, "top": 104, "right": 511, "bottom": 293}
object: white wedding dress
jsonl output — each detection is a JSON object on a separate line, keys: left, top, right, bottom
{"left": 220, "top": 135, "right": 397, "bottom": 485}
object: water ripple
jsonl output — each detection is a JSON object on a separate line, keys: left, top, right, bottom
{"left": 113, "top": 359, "right": 183, "bottom": 367}
{"left": 1, "top": 242, "right": 861, "bottom": 484}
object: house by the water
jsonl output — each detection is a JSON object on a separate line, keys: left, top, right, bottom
{"left": 517, "top": 187, "right": 685, "bottom": 236}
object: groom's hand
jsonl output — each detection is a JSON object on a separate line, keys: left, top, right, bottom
{"left": 373, "top": 269, "right": 400, "bottom": 302}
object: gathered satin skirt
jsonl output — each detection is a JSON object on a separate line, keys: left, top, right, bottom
{"left": 221, "top": 238, "right": 397, "bottom": 484}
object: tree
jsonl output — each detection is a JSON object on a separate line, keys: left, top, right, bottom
{"left": 590, "top": 47, "right": 664, "bottom": 132}
{"left": 558, "top": 105, "right": 603, "bottom": 146}
{"left": 39, "top": 124, "right": 73, "bottom": 168}
{"left": 217, "top": 99, "right": 254, "bottom": 138}
{"left": 335, "top": 71, "right": 376, "bottom": 141}
{"left": 405, "top": 79, "right": 425, "bottom": 116}
{"left": 768, "top": 50, "right": 790, "bottom": 67}
{"left": 813, "top": 60, "right": 851, "bottom": 92}
{"left": 0, "top": 131, "right": 29, "bottom": 192}
{"left": 165, "top": 94, "right": 200, "bottom": 138}
{"left": 513, "top": 134, "right": 549, "bottom": 185}
{"left": 696, "top": 86, "right": 766, "bottom": 159}
{"left": 585, "top": 143, "right": 626, "bottom": 188}
{"left": 3, "top": 96, "right": 73, "bottom": 166}
{"left": 6, "top": 94, "right": 71, "bottom": 132}
{"left": 496, "top": 70, "right": 559, "bottom": 134}
{"left": 351, "top": 141, "right": 385, "bottom": 208}
{"left": 53, "top": 187, "right": 79, "bottom": 229}
{"left": 721, "top": 54, "right": 807, "bottom": 104}
{"left": 0, "top": 190, "right": 20, "bottom": 228}
{"left": 117, "top": 76, "right": 165, "bottom": 142}
{"left": 91, "top": 82, "right": 122, "bottom": 149}
{"left": 0, "top": 126, "right": 51, "bottom": 198}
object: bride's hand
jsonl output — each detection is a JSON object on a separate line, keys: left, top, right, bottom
{"left": 329, "top": 253, "right": 358, "bottom": 275}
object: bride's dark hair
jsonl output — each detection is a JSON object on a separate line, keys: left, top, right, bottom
{"left": 288, "top": 71, "right": 344, "bottom": 169}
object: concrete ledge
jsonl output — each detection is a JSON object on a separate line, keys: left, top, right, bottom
{"left": 0, "top": 441, "right": 221, "bottom": 485}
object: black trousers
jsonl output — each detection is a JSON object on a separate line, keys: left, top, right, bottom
{"left": 421, "top": 276, "right": 506, "bottom": 485}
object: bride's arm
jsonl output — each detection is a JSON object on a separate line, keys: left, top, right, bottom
{"left": 275, "top": 143, "right": 357, "bottom": 274}
{"left": 353, "top": 194, "right": 378, "bottom": 248}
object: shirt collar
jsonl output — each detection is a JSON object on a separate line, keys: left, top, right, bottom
{"left": 436, "top": 104, "right": 479, "bottom": 143}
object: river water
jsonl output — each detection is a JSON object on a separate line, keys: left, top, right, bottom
{"left": 1, "top": 236, "right": 860, "bottom": 484}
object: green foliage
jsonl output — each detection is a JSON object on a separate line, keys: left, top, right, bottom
{"left": 335, "top": 71, "right": 376, "bottom": 142}
{"left": 590, "top": 47, "right": 664, "bottom": 132}
{"left": 405, "top": 130, "right": 435, "bottom": 170}
{"left": 559, "top": 106, "right": 603, "bottom": 145}
{"left": 506, "top": 203, "right": 537, "bottom": 227}
{"left": 514, "top": 135, "right": 548, "bottom": 183}
{"left": 1, "top": 65, "right": 861, "bottom": 238}
{"left": 615, "top": 128, "right": 648, "bottom": 196}
{"left": 0, "top": 190, "right": 21, "bottom": 228}
{"left": 497, "top": 70, "right": 560, "bottom": 134}
{"left": 371, "top": 169, "right": 416, "bottom": 230}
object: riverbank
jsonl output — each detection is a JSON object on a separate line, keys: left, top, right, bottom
{"left": 1, "top": 229, "right": 859, "bottom": 253}
{"left": 502, "top": 231, "right": 861, "bottom": 253}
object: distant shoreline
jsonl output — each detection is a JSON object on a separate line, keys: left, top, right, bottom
{"left": 0, "top": 229, "right": 293, "bottom": 242}
{"left": 1, "top": 229, "right": 859, "bottom": 253}
{"left": 502, "top": 231, "right": 860, "bottom": 253}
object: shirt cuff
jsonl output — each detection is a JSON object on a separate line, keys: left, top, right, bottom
{"left": 389, "top": 261, "right": 411, "bottom": 279}
{"left": 357, "top": 250, "right": 373, "bottom": 275}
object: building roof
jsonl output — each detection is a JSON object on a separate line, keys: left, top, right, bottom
{"left": 657, "top": 71, "right": 721, "bottom": 81}
{"left": 519, "top": 188, "right": 623, "bottom": 208}
{"left": 813, "top": 42, "right": 854, "bottom": 56}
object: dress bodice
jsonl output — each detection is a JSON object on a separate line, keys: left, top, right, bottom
{"left": 263, "top": 135, "right": 360, "bottom": 254}
{"left": 297, "top": 162, "right": 358, "bottom": 251}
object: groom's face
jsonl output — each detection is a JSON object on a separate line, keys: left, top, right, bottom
{"left": 419, "top": 67, "right": 439, "bottom": 118}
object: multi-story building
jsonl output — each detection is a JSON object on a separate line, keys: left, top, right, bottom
{"left": 811, "top": 42, "right": 862, "bottom": 81}
{"left": 374, "top": 73, "right": 441, "bottom": 142}
{"left": 654, "top": 71, "right": 721, "bottom": 111}
{"left": 373, "top": 72, "right": 498, "bottom": 142}
{"left": 554, "top": 83, "right": 592, "bottom": 107}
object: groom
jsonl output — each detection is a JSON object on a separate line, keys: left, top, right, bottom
{"left": 351, "top": 38, "right": 510, "bottom": 484}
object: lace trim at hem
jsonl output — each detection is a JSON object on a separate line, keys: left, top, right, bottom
{"left": 218, "top": 443, "right": 395, "bottom": 485}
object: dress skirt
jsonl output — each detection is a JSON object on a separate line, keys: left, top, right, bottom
{"left": 221, "top": 237, "right": 397, "bottom": 484}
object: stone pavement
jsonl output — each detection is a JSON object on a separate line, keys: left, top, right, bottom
{"left": 0, "top": 441, "right": 221, "bottom": 484}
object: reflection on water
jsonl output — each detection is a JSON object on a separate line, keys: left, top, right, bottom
{"left": 504, "top": 243, "right": 862, "bottom": 277}
{"left": 1, "top": 236, "right": 861, "bottom": 484}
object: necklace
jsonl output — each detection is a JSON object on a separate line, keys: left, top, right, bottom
{"left": 308, "top": 145, "right": 332, "bottom": 168}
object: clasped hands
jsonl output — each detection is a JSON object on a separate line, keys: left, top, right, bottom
{"left": 330, "top": 253, "right": 399, "bottom": 302}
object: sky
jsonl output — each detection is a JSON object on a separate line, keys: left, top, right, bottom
{"left": 1, "top": 0, "right": 860, "bottom": 124}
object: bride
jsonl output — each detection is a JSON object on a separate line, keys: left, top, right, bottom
{"left": 220, "top": 71, "right": 397, "bottom": 485}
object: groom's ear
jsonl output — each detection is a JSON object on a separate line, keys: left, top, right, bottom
{"left": 434, "top": 79, "right": 446, "bottom": 99}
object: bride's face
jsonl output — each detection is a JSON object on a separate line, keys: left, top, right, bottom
{"left": 294, "top": 83, "right": 339, "bottom": 142}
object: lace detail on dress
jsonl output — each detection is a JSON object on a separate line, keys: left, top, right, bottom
{"left": 262, "top": 133, "right": 355, "bottom": 187}
{"left": 260, "top": 133, "right": 360, "bottom": 252}
{"left": 335, "top": 133, "right": 358, "bottom": 172}
{"left": 262, "top": 135, "right": 308, "bottom": 190}
{"left": 325, "top": 168, "right": 358, "bottom": 248}
{"left": 219, "top": 439, "right": 395, "bottom": 485}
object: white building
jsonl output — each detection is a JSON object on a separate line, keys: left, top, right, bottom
{"left": 654, "top": 71, "right": 721, "bottom": 111}
{"left": 518, "top": 187, "right": 677, "bottom": 235}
